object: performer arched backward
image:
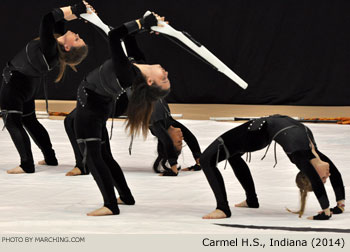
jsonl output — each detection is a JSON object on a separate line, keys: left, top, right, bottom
{"left": 0, "top": 1, "right": 90, "bottom": 174}
{"left": 149, "top": 98, "right": 201, "bottom": 176}
{"left": 64, "top": 12, "right": 171, "bottom": 216}
{"left": 200, "top": 115, "right": 345, "bottom": 220}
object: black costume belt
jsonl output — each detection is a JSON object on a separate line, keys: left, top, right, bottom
{"left": 77, "top": 137, "right": 102, "bottom": 174}
{"left": 1, "top": 110, "right": 23, "bottom": 130}
{"left": 260, "top": 125, "right": 298, "bottom": 167}
{"left": 1, "top": 64, "right": 37, "bottom": 130}
{"left": 216, "top": 137, "right": 230, "bottom": 169}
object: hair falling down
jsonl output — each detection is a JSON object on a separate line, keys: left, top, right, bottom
{"left": 286, "top": 172, "right": 313, "bottom": 217}
{"left": 125, "top": 72, "right": 170, "bottom": 139}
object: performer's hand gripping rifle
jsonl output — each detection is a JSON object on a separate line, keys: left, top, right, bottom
{"left": 80, "top": 10, "right": 248, "bottom": 89}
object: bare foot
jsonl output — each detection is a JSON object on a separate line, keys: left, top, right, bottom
{"left": 202, "top": 209, "right": 227, "bottom": 219}
{"left": 7, "top": 166, "right": 26, "bottom": 174}
{"left": 117, "top": 197, "right": 124, "bottom": 204}
{"left": 65, "top": 167, "right": 82, "bottom": 176}
{"left": 87, "top": 207, "right": 113, "bottom": 216}
{"left": 38, "top": 160, "right": 46, "bottom": 165}
{"left": 235, "top": 200, "right": 248, "bottom": 208}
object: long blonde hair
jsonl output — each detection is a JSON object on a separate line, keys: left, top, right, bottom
{"left": 286, "top": 172, "right": 313, "bottom": 217}
{"left": 54, "top": 34, "right": 88, "bottom": 82}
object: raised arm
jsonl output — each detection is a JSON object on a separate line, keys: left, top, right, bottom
{"left": 108, "top": 13, "right": 158, "bottom": 86}
{"left": 124, "top": 12, "right": 167, "bottom": 62}
{"left": 123, "top": 35, "right": 146, "bottom": 62}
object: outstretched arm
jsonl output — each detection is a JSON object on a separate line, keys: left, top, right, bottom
{"left": 122, "top": 13, "right": 166, "bottom": 62}
{"left": 316, "top": 150, "right": 345, "bottom": 213}
{"left": 289, "top": 150, "right": 331, "bottom": 220}
{"left": 108, "top": 14, "right": 158, "bottom": 86}
{"left": 123, "top": 35, "right": 146, "bottom": 62}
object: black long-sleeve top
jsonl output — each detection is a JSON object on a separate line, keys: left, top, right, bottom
{"left": 84, "top": 21, "right": 144, "bottom": 98}
{"left": 39, "top": 8, "right": 66, "bottom": 68}
{"left": 10, "top": 9, "right": 65, "bottom": 76}
{"left": 108, "top": 21, "right": 146, "bottom": 86}
{"left": 226, "top": 115, "right": 315, "bottom": 155}
{"left": 81, "top": 21, "right": 145, "bottom": 120}
{"left": 219, "top": 115, "right": 344, "bottom": 210}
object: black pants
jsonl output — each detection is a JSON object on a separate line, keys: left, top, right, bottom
{"left": 200, "top": 122, "right": 345, "bottom": 217}
{"left": 73, "top": 86, "right": 134, "bottom": 214}
{"left": 150, "top": 118, "right": 201, "bottom": 166}
{"left": 200, "top": 122, "right": 268, "bottom": 217}
{"left": 64, "top": 108, "right": 85, "bottom": 173}
{"left": 0, "top": 69, "right": 57, "bottom": 172}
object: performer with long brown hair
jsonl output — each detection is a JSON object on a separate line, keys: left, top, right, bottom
{"left": 1, "top": 1, "right": 90, "bottom": 174}
{"left": 64, "top": 12, "right": 171, "bottom": 216}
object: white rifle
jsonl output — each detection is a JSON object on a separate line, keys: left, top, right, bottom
{"left": 80, "top": 9, "right": 128, "bottom": 54}
{"left": 148, "top": 13, "right": 248, "bottom": 89}
{"left": 81, "top": 10, "right": 248, "bottom": 89}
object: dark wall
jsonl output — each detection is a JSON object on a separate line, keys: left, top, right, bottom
{"left": 1, "top": 0, "right": 350, "bottom": 105}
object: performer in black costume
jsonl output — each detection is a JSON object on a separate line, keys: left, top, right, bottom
{"left": 64, "top": 92, "right": 130, "bottom": 176}
{"left": 64, "top": 13, "right": 171, "bottom": 216}
{"left": 200, "top": 115, "right": 345, "bottom": 220}
{"left": 149, "top": 98, "right": 201, "bottom": 176}
{"left": 0, "top": 1, "right": 90, "bottom": 174}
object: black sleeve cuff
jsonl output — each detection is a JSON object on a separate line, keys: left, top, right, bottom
{"left": 124, "top": 20, "right": 141, "bottom": 35}
{"left": 140, "top": 13, "right": 158, "bottom": 30}
{"left": 71, "top": 2, "right": 87, "bottom": 17}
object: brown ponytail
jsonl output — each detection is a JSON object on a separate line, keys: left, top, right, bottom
{"left": 54, "top": 34, "right": 88, "bottom": 82}
{"left": 125, "top": 71, "right": 170, "bottom": 138}
{"left": 287, "top": 172, "right": 313, "bottom": 217}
